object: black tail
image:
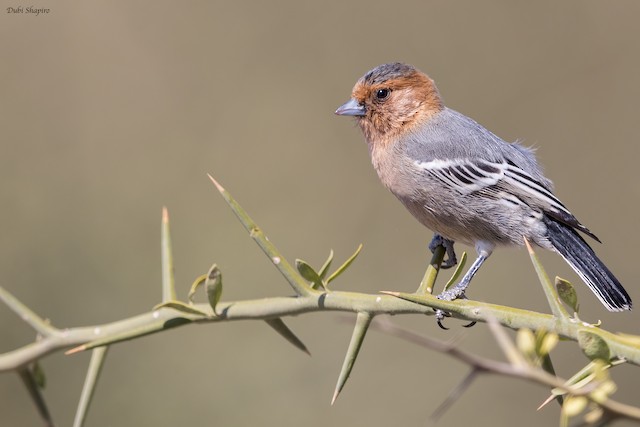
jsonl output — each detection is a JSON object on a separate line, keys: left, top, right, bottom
{"left": 543, "top": 216, "right": 632, "bottom": 312}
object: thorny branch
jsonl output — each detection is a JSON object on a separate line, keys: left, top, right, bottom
{"left": 2, "top": 176, "right": 640, "bottom": 426}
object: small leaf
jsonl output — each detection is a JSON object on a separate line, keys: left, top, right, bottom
{"left": 555, "top": 277, "right": 579, "bottom": 313}
{"left": 188, "top": 274, "right": 207, "bottom": 304}
{"left": 295, "top": 259, "right": 325, "bottom": 290}
{"left": 153, "top": 301, "right": 209, "bottom": 317}
{"left": 591, "top": 380, "right": 617, "bottom": 404}
{"left": 32, "top": 361, "right": 46, "bottom": 389}
{"left": 206, "top": 264, "right": 223, "bottom": 315}
{"left": 516, "top": 328, "right": 536, "bottom": 358}
{"left": 318, "top": 250, "right": 334, "bottom": 280}
{"left": 327, "top": 244, "right": 363, "bottom": 284}
{"left": 584, "top": 407, "right": 603, "bottom": 424}
{"left": 443, "top": 252, "right": 467, "bottom": 292}
{"left": 538, "top": 332, "right": 559, "bottom": 357}
{"left": 578, "top": 331, "right": 611, "bottom": 361}
{"left": 562, "top": 396, "right": 587, "bottom": 417}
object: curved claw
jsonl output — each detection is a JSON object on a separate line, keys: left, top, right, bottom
{"left": 437, "top": 318, "right": 450, "bottom": 330}
{"left": 435, "top": 293, "right": 476, "bottom": 329}
{"left": 457, "top": 294, "right": 476, "bottom": 327}
{"left": 435, "top": 309, "right": 450, "bottom": 330}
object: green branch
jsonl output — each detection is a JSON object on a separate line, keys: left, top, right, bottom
{"left": 4, "top": 287, "right": 634, "bottom": 371}
{"left": 2, "top": 176, "right": 640, "bottom": 426}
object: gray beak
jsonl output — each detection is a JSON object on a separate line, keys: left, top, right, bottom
{"left": 335, "top": 98, "right": 365, "bottom": 116}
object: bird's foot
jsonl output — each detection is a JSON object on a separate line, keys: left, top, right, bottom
{"left": 428, "top": 235, "right": 457, "bottom": 269}
{"left": 434, "top": 309, "right": 451, "bottom": 330}
{"left": 434, "top": 291, "right": 476, "bottom": 330}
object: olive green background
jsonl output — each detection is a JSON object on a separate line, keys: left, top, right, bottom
{"left": 1, "top": 1, "right": 639, "bottom": 426}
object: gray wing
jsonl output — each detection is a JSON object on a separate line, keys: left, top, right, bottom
{"left": 411, "top": 153, "right": 599, "bottom": 242}
{"left": 406, "top": 107, "right": 599, "bottom": 241}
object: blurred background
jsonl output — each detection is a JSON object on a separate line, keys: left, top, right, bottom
{"left": 1, "top": 1, "right": 639, "bottom": 425}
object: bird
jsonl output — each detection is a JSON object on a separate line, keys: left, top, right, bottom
{"left": 335, "top": 62, "right": 631, "bottom": 324}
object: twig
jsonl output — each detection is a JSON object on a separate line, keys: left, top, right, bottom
{"left": 369, "top": 319, "right": 640, "bottom": 424}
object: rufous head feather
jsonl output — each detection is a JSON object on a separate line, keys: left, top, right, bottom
{"left": 336, "top": 63, "right": 444, "bottom": 143}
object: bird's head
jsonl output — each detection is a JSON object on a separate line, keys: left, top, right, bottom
{"left": 335, "top": 63, "right": 443, "bottom": 144}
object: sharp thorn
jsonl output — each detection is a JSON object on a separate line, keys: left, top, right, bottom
{"left": 207, "top": 173, "right": 225, "bottom": 192}
{"left": 65, "top": 345, "right": 87, "bottom": 355}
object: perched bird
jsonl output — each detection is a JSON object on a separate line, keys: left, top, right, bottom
{"left": 335, "top": 62, "right": 631, "bottom": 321}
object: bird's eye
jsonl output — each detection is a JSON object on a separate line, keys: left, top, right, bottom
{"left": 375, "top": 88, "right": 390, "bottom": 100}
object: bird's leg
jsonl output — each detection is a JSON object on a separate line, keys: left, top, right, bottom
{"left": 437, "top": 252, "right": 488, "bottom": 301}
{"left": 428, "top": 234, "right": 457, "bottom": 269}
{"left": 434, "top": 242, "right": 493, "bottom": 329}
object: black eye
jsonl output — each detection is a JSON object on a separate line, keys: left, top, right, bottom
{"left": 375, "top": 88, "right": 390, "bottom": 100}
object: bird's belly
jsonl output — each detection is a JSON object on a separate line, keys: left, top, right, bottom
{"left": 398, "top": 192, "right": 542, "bottom": 247}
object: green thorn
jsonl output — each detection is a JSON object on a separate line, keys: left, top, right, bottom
{"left": 331, "top": 312, "right": 373, "bottom": 405}
{"left": 443, "top": 252, "right": 467, "bottom": 292}
{"left": 0, "top": 286, "right": 58, "bottom": 337}
{"left": 416, "top": 244, "right": 445, "bottom": 295}
{"left": 524, "top": 238, "right": 569, "bottom": 319}
{"left": 161, "top": 207, "right": 177, "bottom": 303}
{"left": 540, "top": 353, "right": 563, "bottom": 407}
{"left": 265, "top": 318, "right": 311, "bottom": 355}
{"left": 541, "top": 359, "right": 622, "bottom": 411}
{"left": 66, "top": 318, "right": 190, "bottom": 355}
{"left": 73, "top": 347, "right": 109, "bottom": 427}
{"left": 326, "top": 244, "right": 363, "bottom": 285}
{"left": 208, "top": 175, "right": 311, "bottom": 296}
{"left": 19, "top": 367, "right": 54, "bottom": 427}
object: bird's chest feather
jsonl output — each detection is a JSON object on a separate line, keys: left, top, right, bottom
{"left": 368, "top": 140, "right": 417, "bottom": 198}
